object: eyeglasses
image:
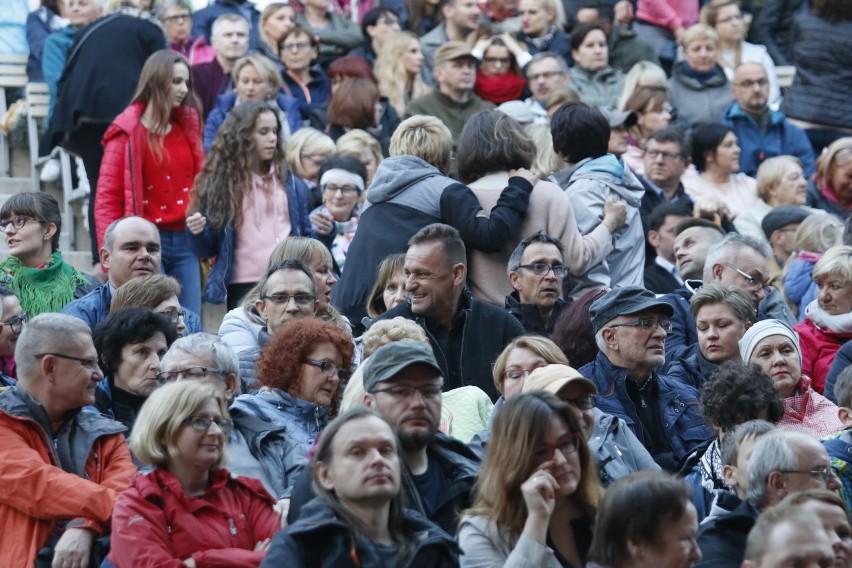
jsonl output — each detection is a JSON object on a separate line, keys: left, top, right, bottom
{"left": 157, "top": 308, "right": 186, "bottom": 327}
{"left": 504, "top": 367, "right": 544, "bottom": 381}
{"left": 608, "top": 318, "right": 673, "bottom": 333}
{"left": 370, "top": 383, "right": 444, "bottom": 399}
{"left": 528, "top": 70, "right": 563, "bottom": 82}
{"left": 156, "top": 367, "right": 225, "bottom": 384}
{"left": 778, "top": 468, "right": 837, "bottom": 484}
{"left": 563, "top": 394, "right": 595, "bottom": 410}
{"left": 646, "top": 149, "right": 683, "bottom": 161}
{"left": 517, "top": 263, "right": 568, "bottom": 278}
{"left": 377, "top": 16, "right": 401, "bottom": 26}
{"left": 735, "top": 78, "right": 769, "bottom": 89}
{"left": 724, "top": 264, "right": 770, "bottom": 292}
{"left": 262, "top": 293, "right": 316, "bottom": 306}
{"left": 483, "top": 56, "right": 511, "bottom": 66}
{"left": 304, "top": 358, "right": 346, "bottom": 379}
{"left": 301, "top": 154, "right": 327, "bottom": 167}
{"left": 282, "top": 41, "right": 311, "bottom": 52}
{"left": 0, "top": 215, "right": 37, "bottom": 230}
{"left": 717, "top": 13, "right": 744, "bottom": 24}
{"left": 183, "top": 415, "right": 234, "bottom": 436}
{"left": 163, "top": 13, "right": 190, "bottom": 22}
{"left": 322, "top": 183, "right": 360, "bottom": 195}
{"left": 0, "top": 313, "right": 27, "bottom": 334}
{"left": 534, "top": 432, "right": 582, "bottom": 460}
{"left": 35, "top": 352, "right": 100, "bottom": 371}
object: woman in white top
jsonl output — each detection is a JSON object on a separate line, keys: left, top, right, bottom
{"left": 733, "top": 155, "right": 809, "bottom": 242}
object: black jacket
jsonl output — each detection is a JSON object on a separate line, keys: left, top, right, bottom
{"left": 750, "top": 0, "right": 807, "bottom": 66}
{"left": 308, "top": 98, "right": 401, "bottom": 157}
{"left": 263, "top": 497, "right": 460, "bottom": 568}
{"left": 696, "top": 499, "right": 759, "bottom": 568}
{"left": 504, "top": 291, "right": 570, "bottom": 337}
{"left": 644, "top": 262, "right": 682, "bottom": 295}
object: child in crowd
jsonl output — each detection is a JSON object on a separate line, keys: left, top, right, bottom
{"left": 822, "top": 366, "right": 852, "bottom": 512}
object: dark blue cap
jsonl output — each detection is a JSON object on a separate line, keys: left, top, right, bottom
{"left": 589, "top": 286, "right": 674, "bottom": 332}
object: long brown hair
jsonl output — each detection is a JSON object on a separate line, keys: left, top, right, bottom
{"left": 327, "top": 77, "right": 379, "bottom": 129}
{"left": 189, "top": 100, "right": 286, "bottom": 231}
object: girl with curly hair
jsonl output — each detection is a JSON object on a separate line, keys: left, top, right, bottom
{"left": 187, "top": 100, "right": 314, "bottom": 308}
{"left": 374, "top": 32, "right": 431, "bottom": 117}
{"left": 229, "top": 317, "right": 354, "bottom": 453}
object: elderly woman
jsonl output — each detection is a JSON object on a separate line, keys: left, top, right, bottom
{"left": 458, "top": 110, "right": 625, "bottom": 306}
{"left": 568, "top": 22, "right": 625, "bottom": 108}
{"left": 588, "top": 471, "right": 702, "bottom": 568}
{"left": 229, "top": 318, "right": 354, "bottom": 453}
{"left": 785, "top": 213, "right": 845, "bottom": 320}
{"left": 666, "top": 284, "right": 753, "bottom": 390}
{"left": 0, "top": 193, "right": 95, "bottom": 316}
{"left": 92, "top": 308, "right": 177, "bottom": 433}
{"left": 683, "top": 123, "right": 758, "bottom": 219}
{"left": 669, "top": 24, "right": 733, "bottom": 127}
{"left": 809, "top": 138, "right": 852, "bottom": 220}
{"left": 794, "top": 246, "right": 852, "bottom": 395}
{"left": 739, "top": 319, "right": 844, "bottom": 437}
{"left": 515, "top": 0, "right": 571, "bottom": 61}
{"left": 109, "top": 381, "right": 280, "bottom": 567}
{"left": 111, "top": 274, "right": 189, "bottom": 337}
{"left": 733, "top": 156, "right": 809, "bottom": 242}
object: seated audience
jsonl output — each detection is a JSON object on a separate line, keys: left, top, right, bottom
{"left": 109, "top": 381, "right": 280, "bottom": 567}
{"left": 374, "top": 32, "right": 431, "bottom": 118}
{"left": 0, "top": 192, "right": 95, "bottom": 316}
{"left": 279, "top": 26, "right": 330, "bottom": 121}
{"left": 365, "top": 254, "right": 407, "bottom": 323}
{"left": 568, "top": 21, "right": 625, "bottom": 108}
{"left": 191, "top": 14, "right": 250, "bottom": 119}
{"left": 0, "top": 314, "right": 135, "bottom": 567}
{"left": 111, "top": 274, "right": 189, "bottom": 337}
{"left": 284, "top": 128, "right": 337, "bottom": 202}
{"left": 808, "top": 138, "right": 852, "bottom": 221}
{"left": 643, "top": 201, "right": 691, "bottom": 294}
{"left": 739, "top": 319, "right": 844, "bottom": 437}
{"left": 740, "top": 501, "right": 835, "bottom": 568}
{"left": 92, "top": 308, "right": 177, "bottom": 433}
{"left": 261, "top": 408, "right": 460, "bottom": 566}
{"left": 472, "top": 34, "right": 528, "bottom": 104}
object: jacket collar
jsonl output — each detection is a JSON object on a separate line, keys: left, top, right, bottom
{"left": 726, "top": 101, "right": 785, "bottom": 126}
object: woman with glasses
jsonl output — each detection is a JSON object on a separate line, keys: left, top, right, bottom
{"left": 472, "top": 34, "right": 528, "bottom": 105}
{"left": 0, "top": 193, "right": 95, "bottom": 317}
{"left": 279, "top": 25, "right": 330, "bottom": 123}
{"left": 459, "top": 391, "right": 602, "bottom": 567}
{"left": 0, "top": 287, "right": 26, "bottom": 384}
{"left": 109, "top": 381, "right": 280, "bottom": 567}
{"left": 258, "top": 2, "right": 296, "bottom": 68}
{"left": 111, "top": 274, "right": 190, "bottom": 337}
{"left": 230, "top": 318, "right": 354, "bottom": 453}
{"left": 92, "top": 308, "right": 177, "bottom": 434}
{"left": 457, "top": 110, "right": 626, "bottom": 306}
{"left": 740, "top": 319, "right": 844, "bottom": 437}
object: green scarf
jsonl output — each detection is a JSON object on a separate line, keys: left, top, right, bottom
{"left": 0, "top": 251, "right": 90, "bottom": 316}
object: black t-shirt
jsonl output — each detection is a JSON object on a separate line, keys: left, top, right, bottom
{"left": 546, "top": 516, "right": 594, "bottom": 568}
{"left": 412, "top": 455, "right": 449, "bottom": 518}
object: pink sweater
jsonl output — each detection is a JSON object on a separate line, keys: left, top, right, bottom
{"left": 636, "top": 0, "right": 699, "bottom": 32}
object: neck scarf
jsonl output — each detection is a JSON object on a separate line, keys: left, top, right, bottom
{"left": 520, "top": 25, "right": 557, "bottom": 51}
{"left": 475, "top": 70, "right": 527, "bottom": 104}
{"left": 0, "top": 250, "right": 89, "bottom": 316}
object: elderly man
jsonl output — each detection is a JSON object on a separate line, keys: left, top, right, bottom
{"left": 420, "top": 0, "right": 482, "bottom": 84}
{"left": 696, "top": 429, "right": 841, "bottom": 568}
{"left": 191, "top": 13, "right": 250, "bottom": 118}
{"left": 504, "top": 232, "right": 570, "bottom": 336}
{"left": 579, "top": 286, "right": 713, "bottom": 471}
{"left": 723, "top": 62, "right": 815, "bottom": 178}
{"left": 0, "top": 314, "right": 136, "bottom": 566}
{"left": 61, "top": 217, "right": 201, "bottom": 334}
{"left": 407, "top": 41, "right": 494, "bottom": 140}
{"left": 524, "top": 52, "right": 572, "bottom": 123}
{"left": 236, "top": 259, "right": 318, "bottom": 390}
{"left": 333, "top": 117, "right": 533, "bottom": 328}
{"left": 375, "top": 224, "right": 526, "bottom": 401}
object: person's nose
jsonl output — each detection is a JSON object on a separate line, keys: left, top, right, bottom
{"left": 818, "top": 286, "right": 830, "bottom": 304}
{"left": 284, "top": 297, "right": 301, "bottom": 312}
{"left": 207, "top": 420, "right": 224, "bottom": 435}
{"left": 552, "top": 445, "right": 568, "bottom": 464}
{"left": 393, "top": 287, "right": 407, "bottom": 304}
{"left": 652, "top": 323, "right": 667, "bottom": 339}
{"left": 826, "top": 468, "right": 842, "bottom": 491}
{"left": 754, "top": 286, "right": 766, "bottom": 302}
{"left": 690, "top": 538, "right": 702, "bottom": 562}
{"left": 706, "top": 326, "right": 719, "bottom": 340}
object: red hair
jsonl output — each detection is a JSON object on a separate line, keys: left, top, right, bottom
{"left": 329, "top": 55, "right": 377, "bottom": 84}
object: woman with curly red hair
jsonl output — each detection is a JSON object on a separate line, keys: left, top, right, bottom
{"left": 229, "top": 318, "right": 354, "bottom": 453}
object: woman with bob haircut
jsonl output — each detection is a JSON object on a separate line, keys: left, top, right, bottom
{"left": 284, "top": 127, "right": 337, "bottom": 206}
{"left": 784, "top": 213, "right": 844, "bottom": 320}
{"left": 567, "top": 21, "right": 625, "bottom": 108}
{"left": 229, "top": 317, "right": 354, "bottom": 453}
{"left": 794, "top": 245, "right": 852, "bottom": 395}
{"left": 683, "top": 122, "right": 757, "bottom": 219}
{"left": 587, "top": 471, "right": 701, "bottom": 568}
{"left": 279, "top": 25, "right": 329, "bottom": 122}
{"left": 458, "top": 391, "right": 602, "bottom": 567}
{"left": 0, "top": 192, "right": 95, "bottom": 316}
{"left": 261, "top": 407, "right": 460, "bottom": 566}
{"left": 109, "top": 381, "right": 280, "bottom": 567}
{"left": 375, "top": 32, "right": 431, "bottom": 117}
{"left": 96, "top": 49, "right": 204, "bottom": 315}
{"left": 458, "top": 110, "right": 626, "bottom": 305}
{"left": 733, "top": 155, "right": 809, "bottom": 243}
{"left": 809, "top": 138, "right": 852, "bottom": 220}
{"left": 335, "top": 129, "right": 384, "bottom": 187}
{"left": 111, "top": 274, "right": 188, "bottom": 337}
{"left": 366, "top": 253, "right": 407, "bottom": 320}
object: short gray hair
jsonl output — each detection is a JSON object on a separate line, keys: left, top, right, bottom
{"left": 746, "top": 430, "right": 804, "bottom": 509}
{"left": 15, "top": 314, "right": 91, "bottom": 379}
{"left": 703, "top": 233, "right": 772, "bottom": 281}
{"left": 211, "top": 13, "right": 249, "bottom": 37}
{"left": 526, "top": 52, "right": 569, "bottom": 78}
{"left": 160, "top": 333, "right": 239, "bottom": 377}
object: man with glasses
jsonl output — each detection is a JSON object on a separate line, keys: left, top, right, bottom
{"left": 524, "top": 52, "right": 572, "bottom": 122}
{"left": 638, "top": 127, "right": 696, "bottom": 225}
{"left": 579, "top": 286, "right": 713, "bottom": 471}
{"left": 0, "top": 287, "right": 25, "bottom": 384}
{"left": 505, "top": 232, "right": 571, "bottom": 336}
{"left": 162, "top": 0, "right": 216, "bottom": 66}
{"left": 523, "top": 364, "right": 660, "bottom": 486}
{"left": 723, "top": 62, "right": 815, "bottom": 178}
{"left": 236, "top": 259, "right": 318, "bottom": 391}
{"left": 696, "top": 429, "right": 841, "bottom": 568}
{"left": 0, "top": 314, "right": 136, "bottom": 567}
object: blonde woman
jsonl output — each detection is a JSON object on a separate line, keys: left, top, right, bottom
{"left": 258, "top": 2, "right": 296, "bottom": 64}
{"left": 616, "top": 60, "right": 668, "bottom": 110}
{"left": 668, "top": 24, "right": 733, "bottom": 126}
{"left": 375, "top": 32, "right": 431, "bottom": 117}
{"left": 284, "top": 127, "right": 337, "bottom": 209}
{"left": 785, "top": 213, "right": 844, "bottom": 320}
{"left": 528, "top": 123, "right": 566, "bottom": 179}
{"left": 336, "top": 129, "right": 384, "bottom": 186}
{"left": 733, "top": 155, "right": 809, "bottom": 242}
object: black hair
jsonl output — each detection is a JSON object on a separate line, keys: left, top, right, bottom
{"left": 93, "top": 308, "right": 177, "bottom": 376}
{"left": 318, "top": 155, "right": 368, "bottom": 187}
{"left": 691, "top": 122, "right": 733, "bottom": 172}
{"left": 673, "top": 216, "right": 727, "bottom": 238}
{"left": 700, "top": 361, "right": 784, "bottom": 432}
{"left": 644, "top": 126, "right": 691, "bottom": 158}
{"left": 550, "top": 102, "right": 610, "bottom": 163}
{"left": 360, "top": 7, "right": 399, "bottom": 40}
{"left": 647, "top": 201, "right": 693, "bottom": 233}
{"left": 570, "top": 20, "right": 609, "bottom": 52}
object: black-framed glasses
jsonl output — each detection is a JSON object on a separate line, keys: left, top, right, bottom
{"left": 163, "top": 13, "right": 190, "bottom": 22}
{"left": 183, "top": 415, "right": 233, "bottom": 435}
{"left": 35, "top": 352, "right": 100, "bottom": 371}
{"left": 0, "top": 313, "right": 27, "bottom": 334}
{"left": 517, "top": 262, "right": 568, "bottom": 278}
{"left": 0, "top": 215, "right": 37, "bottom": 230}
{"left": 262, "top": 293, "right": 316, "bottom": 306}
{"left": 370, "top": 383, "right": 444, "bottom": 399}
{"left": 778, "top": 468, "right": 837, "bottom": 484}
{"left": 608, "top": 318, "right": 673, "bottom": 333}
{"left": 724, "top": 264, "right": 770, "bottom": 292}
{"left": 646, "top": 149, "right": 682, "bottom": 161}
{"left": 304, "top": 358, "right": 345, "bottom": 379}
{"left": 534, "top": 432, "right": 582, "bottom": 460}
{"left": 322, "top": 183, "right": 360, "bottom": 195}
{"left": 157, "top": 367, "right": 225, "bottom": 384}
{"left": 157, "top": 307, "right": 186, "bottom": 326}
{"left": 282, "top": 41, "right": 311, "bottom": 52}
{"left": 563, "top": 394, "right": 595, "bottom": 410}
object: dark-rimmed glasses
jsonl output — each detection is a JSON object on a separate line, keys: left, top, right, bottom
{"left": 517, "top": 262, "right": 568, "bottom": 278}
{"left": 262, "top": 293, "right": 315, "bottom": 306}
{"left": 370, "top": 384, "right": 444, "bottom": 399}
{"left": 608, "top": 318, "right": 673, "bottom": 333}
{"left": 0, "top": 216, "right": 37, "bottom": 230}
{"left": 534, "top": 432, "right": 582, "bottom": 460}
{"left": 304, "top": 358, "right": 345, "bottom": 378}
{"left": 35, "top": 352, "right": 100, "bottom": 371}
{"left": 157, "top": 367, "right": 225, "bottom": 384}
{"left": 0, "top": 313, "right": 27, "bottom": 334}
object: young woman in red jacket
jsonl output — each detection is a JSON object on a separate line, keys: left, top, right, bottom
{"left": 95, "top": 49, "right": 205, "bottom": 315}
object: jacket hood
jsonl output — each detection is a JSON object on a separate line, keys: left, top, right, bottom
{"left": 725, "top": 102, "right": 786, "bottom": 126}
{"left": 567, "top": 155, "right": 646, "bottom": 207}
{"left": 366, "top": 156, "right": 455, "bottom": 205}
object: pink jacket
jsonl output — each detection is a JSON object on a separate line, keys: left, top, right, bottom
{"left": 779, "top": 375, "right": 845, "bottom": 438}
{"left": 636, "top": 0, "right": 699, "bottom": 32}
{"left": 95, "top": 102, "right": 204, "bottom": 249}
{"left": 794, "top": 318, "right": 852, "bottom": 395}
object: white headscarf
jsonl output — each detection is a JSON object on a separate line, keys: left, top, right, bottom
{"left": 738, "top": 319, "right": 802, "bottom": 365}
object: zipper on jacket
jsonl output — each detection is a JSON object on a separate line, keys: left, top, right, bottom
{"left": 228, "top": 517, "right": 237, "bottom": 536}
{"left": 314, "top": 406, "right": 321, "bottom": 430}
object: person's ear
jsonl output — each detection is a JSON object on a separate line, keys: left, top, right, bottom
{"left": 363, "top": 393, "right": 376, "bottom": 408}
{"left": 99, "top": 247, "right": 111, "bottom": 270}
{"left": 766, "top": 470, "right": 786, "bottom": 499}
{"left": 451, "top": 262, "right": 466, "bottom": 287}
{"left": 838, "top": 406, "right": 852, "bottom": 428}
{"left": 316, "top": 461, "right": 335, "bottom": 491}
{"left": 711, "top": 262, "right": 725, "bottom": 281}
{"left": 508, "top": 270, "right": 522, "bottom": 292}
{"left": 647, "top": 230, "right": 661, "bottom": 248}
{"left": 43, "top": 223, "right": 58, "bottom": 243}
{"left": 722, "top": 464, "right": 737, "bottom": 488}
{"left": 225, "top": 373, "right": 239, "bottom": 400}
{"left": 255, "top": 299, "right": 268, "bottom": 320}
{"left": 601, "top": 327, "right": 618, "bottom": 350}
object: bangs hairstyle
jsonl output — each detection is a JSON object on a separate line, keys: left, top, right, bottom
{"left": 131, "top": 49, "right": 200, "bottom": 159}
{"left": 466, "top": 392, "right": 601, "bottom": 540}
{"left": 691, "top": 122, "right": 733, "bottom": 171}
{"left": 390, "top": 115, "right": 452, "bottom": 174}
{"left": 815, "top": 137, "right": 852, "bottom": 191}
{"left": 284, "top": 127, "right": 336, "bottom": 178}
{"left": 570, "top": 20, "right": 608, "bottom": 52}
{"left": 0, "top": 192, "right": 62, "bottom": 251}
{"left": 130, "top": 381, "right": 229, "bottom": 467}
{"left": 617, "top": 61, "right": 667, "bottom": 110}
{"left": 231, "top": 54, "right": 282, "bottom": 95}
{"left": 278, "top": 24, "right": 318, "bottom": 53}
{"left": 260, "top": 2, "right": 294, "bottom": 45}
{"left": 700, "top": 0, "right": 741, "bottom": 28}
{"left": 812, "top": 245, "right": 852, "bottom": 285}
{"left": 190, "top": 101, "right": 285, "bottom": 231}
{"left": 755, "top": 155, "right": 802, "bottom": 201}
{"left": 491, "top": 335, "right": 568, "bottom": 394}
{"left": 367, "top": 253, "right": 406, "bottom": 318}
{"left": 111, "top": 274, "right": 182, "bottom": 312}
{"left": 689, "top": 282, "right": 754, "bottom": 322}
{"left": 456, "top": 110, "right": 536, "bottom": 184}
{"left": 327, "top": 78, "right": 380, "bottom": 129}
{"left": 680, "top": 23, "right": 719, "bottom": 48}
{"left": 623, "top": 86, "right": 669, "bottom": 117}
{"left": 93, "top": 308, "right": 177, "bottom": 376}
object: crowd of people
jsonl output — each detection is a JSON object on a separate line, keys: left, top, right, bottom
{"left": 2, "top": 0, "right": 852, "bottom": 564}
